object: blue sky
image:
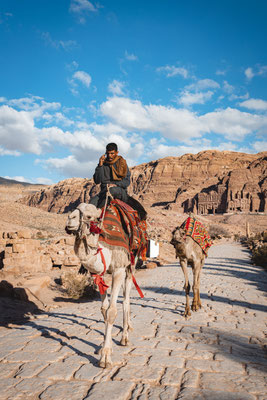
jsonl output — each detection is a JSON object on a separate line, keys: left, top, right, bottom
{"left": 0, "top": 0, "right": 267, "bottom": 184}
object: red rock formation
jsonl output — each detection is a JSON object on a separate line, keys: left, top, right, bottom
{"left": 19, "top": 150, "right": 267, "bottom": 214}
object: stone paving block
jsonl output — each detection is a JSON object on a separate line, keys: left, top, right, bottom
{"left": 114, "top": 364, "right": 164, "bottom": 384}
{"left": 201, "top": 372, "right": 266, "bottom": 396}
{"left": 130, "top": 347, "right": 169, "bottom": 357}
{"left": 0, "top": 386, "right": 20, "bottom": 400}
{"left": 13, "top": 377, "right": 51, "bottom": 399}
{"left": 4, "top": 351, "right": 39, "bottom": 363}
{"left": 126, "top": 354, "right": 148, "bottom": 365}
{"left": 181, "top": 369, "right": 199, "bottom": 388}
{"left": 201, "top": 372, "right": 244, "bottom": 392}
{"left": 176, "top": 387, "right": 256, "bottom": 400}
{"left": 156, "top": 339, "right": 186, "bottom": 351}
{"left": 145, "top": 385, "right": 179, "bottom": 399}
{"left": 186, "top": 359, "right": 245, "bottom": 373}
{"left": 39, "top": 381, "right": 91, "bottom": 400}
{"left": 171, "top": 348, "right": 214, "bottom": 360}
{"left": 38, "top": 354, "right": 86, "bottom": 380}
{"left": 24, "top": 337, "right": 62, "bottom": 353}
{"left": 181, "top": 326, "right": 200, "bottom": 334}
{"left": 84, "top": 380, "right": 135, "bottom": 400}
{"left": 160, "top": 367, "right": 184, "bottom": 386}
{"left": 234, "top": 375, "right": 267, "bottom": 395}
{"left": 191, "top": 333, "right": 218, "bottom": 345}
{"left": 246, "top": 363, "right": 267, "bottom": 376}
{"left": 74, "top": 362, "right": 105, "bottom": 381}
{"left": 149, "top": 353, "right": 185, "bottom": 368}
{"left": 130, "top": 337, "right": 158, "bottom": 348}
{"left": 0, "top": 362, "right": 20, "bottom": 379}
{"left": 14, "top": 361, "right": 48, "bottom": 378}
{"left": 67, "top": 337, "right": 99, "bottom": 355}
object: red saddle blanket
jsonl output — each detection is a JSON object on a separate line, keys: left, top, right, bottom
{"left": 180, "top": 216, "right": 212, "bottom": 256}
{"left": 99, "top": 199, "right": 147, "bottom": 261}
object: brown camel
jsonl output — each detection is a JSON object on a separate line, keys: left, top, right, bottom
{"left": 65, "top": 203, "right": 141, "bottom": 368}
{"left": 170, "top": 225, "right": 205, "bottom": 317}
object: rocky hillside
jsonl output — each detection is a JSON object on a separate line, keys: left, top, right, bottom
{"left": 18, "top": 150, "right": 267, "bottom": 214}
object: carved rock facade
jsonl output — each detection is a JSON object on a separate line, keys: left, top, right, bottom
{"left": 19, "top": 150, "right": 267, "bottom": 215}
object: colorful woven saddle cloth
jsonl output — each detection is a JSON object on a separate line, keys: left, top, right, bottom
{"left": 99, "top": 199, "right": 147, "bottom": 260}
{"left": 180, "top": 216, "right": 212, "bottom": 256}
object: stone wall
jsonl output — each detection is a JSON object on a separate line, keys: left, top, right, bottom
{"left": 0, "top": 230, "right": 80, "bottom": 275}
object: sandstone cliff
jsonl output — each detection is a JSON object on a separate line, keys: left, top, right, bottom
{"left": 18, "top": 150, "right": 267, "bottom": 214}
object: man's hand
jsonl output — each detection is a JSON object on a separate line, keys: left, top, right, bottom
{"left": 99, "top": 154, "right": 106, "bottom": 166}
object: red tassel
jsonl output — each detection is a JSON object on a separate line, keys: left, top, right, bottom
{"left": 90, "top": 222, "right": 102, "bottom": 234}
{"left": 93, "top": 275, "right": 109, "bottom": 295}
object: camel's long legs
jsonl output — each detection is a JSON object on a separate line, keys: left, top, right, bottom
{"left": 192, "top": 261, "right": 202, "bottom": 311}
{"left": 99, "top": 268, "right": 125, "bottom": 368}
{"left": 100, "top": 291, "right": 109, "bottom": 322}
{"left": 121, "top": 266, "right": 133, "bottom": 346}
{"left": 180, "top": 259, "right": 191, "bottom": 317}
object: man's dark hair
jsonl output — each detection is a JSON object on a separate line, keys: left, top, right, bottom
{"left": 106, "top": 142, "right": 118, "bottom": 152}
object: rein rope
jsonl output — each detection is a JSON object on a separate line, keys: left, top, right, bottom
{"left": 78, "top": 185, "right": 144, "bottom": 298}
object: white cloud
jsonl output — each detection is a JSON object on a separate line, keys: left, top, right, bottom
{"left": 35, "top": 177, "right": 54, "bottom": 185}
{"left": 0, "top": 105, "right": 41, "bottom": 154}
{"left": 125, "top": 51, "right": 138, "bottom": 61}
{"left": 0, "top": 97, "right": 6, "bottom": 103}
{"left": 8, "top": 97, "right": 61, "bottom": 116}
{"left": 108, "top": 80, "right": 125, "bottom": 96}
{"left": 186, "top": 79, "right": 220, "bottom": 90}
{"left": 239, "top": 98, "right": 267, "bottom": 111}
{"left": 72, "top": 70, "right": 92, "bottom": 88}
{"left": 245, "top": 67, "right": 254, "bottom": 80}
{"left": 157, "top": 65, "right": 189, "bottom": 78}
{"left": 42, "top": 112, "right": 74, "bottom": 127}
{"left": 69, "top": 0, "right": 100, "bottom": 23}
{"left": 223, "top": 80, "right": 234, "bottom": 94}
{"left": 38, "top": 155, "right": 97, "bottom": 178}
{"left": 70, "top": 0, "right": 98, "bottom": 13}
{"left": 101, "top": 97, "right": 267, "bottom": 142}
{"left": 200, "top": 107, "right": 267, "bottom": 140}
{"left": 41, "top": 32, "right": 77, "bottom": 51}
{"left": 0, "top": 147, "right": 21, "bottom": 156}
{"left": 245, "top": 65, "right": 267, "bottom": 80}
{"left": 100, "top": 96, "right": 205, "bottom": 141}
{"left": 252, "top": 141, "right": 267, "bottom": 152}
{"left": 216, "top": 69, "right": 227, "bottom": 76}
{"left": 4, "top": 175, "right": 29, "bottom": 183}
{"left": 178, "top": 91, "right": 214, "bottom": 106}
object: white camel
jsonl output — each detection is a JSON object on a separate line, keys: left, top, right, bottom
{"left": 65, "top": 203, "right": 137, "bottom": 368}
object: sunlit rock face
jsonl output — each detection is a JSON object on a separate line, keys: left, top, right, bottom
{"left": 19, "top": 150, "right": 267, "bottom": 214}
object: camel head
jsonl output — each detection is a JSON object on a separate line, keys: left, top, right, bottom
{"left": 65, "top": 203, "right": 102, "bottom": 235}
{"left": 170, "top": 227, "right": 186, "bottom": 246}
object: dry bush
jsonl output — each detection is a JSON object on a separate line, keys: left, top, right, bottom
{"left": 61, "top": 270, "right": 97, "bottom": 299}
{"left": 209, "top": 224, "right": 230, "bottom": 240}
{"left": 251, "top": 244, "right": 267, "bottom": 269}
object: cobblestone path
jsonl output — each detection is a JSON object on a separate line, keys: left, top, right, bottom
{"left": 0, "top": 242, "right": 266, "bottom": 399}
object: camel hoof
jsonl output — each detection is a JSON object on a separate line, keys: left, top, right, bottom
{"left": 99, "top": 359, "right": 113, "bottom": 368}
{"left": 120, "top": 337, "right": 129, "bottom": 346}
{"left": 184, "top": 308, "right": 191, "bottom": 318}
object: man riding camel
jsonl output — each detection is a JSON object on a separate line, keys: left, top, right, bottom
{"left": 89, "top": 142, "right": 131, "bottom": 209}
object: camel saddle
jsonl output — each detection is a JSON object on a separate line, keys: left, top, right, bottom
{"left": 180, "top": 216, "right": 212, "bottom": 256}
{"left": 99, "top": 199, "right": 147, "bottom": 261}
